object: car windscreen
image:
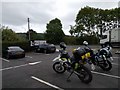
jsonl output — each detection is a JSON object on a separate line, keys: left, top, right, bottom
{"left": 8, "top": 47, "right": 23, "bottom": 51}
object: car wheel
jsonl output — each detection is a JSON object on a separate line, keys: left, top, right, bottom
{"left": 53, "top": 49, "right": 56, "bottom": 53}
{"left": 22, "top": 54, "right": 25, "bottom": 58}
{"left": 6, "top": 54, "right": 10, "bottom": 59}
{"left": 44, "top": 49, "right": 47, "bottom": 54}
{"left": 35, "top": 49, "right": 38, "bottom": 53}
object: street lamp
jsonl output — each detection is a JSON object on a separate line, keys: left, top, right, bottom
{"left": 28, "top": 18, "right": 30, "bottom": 41}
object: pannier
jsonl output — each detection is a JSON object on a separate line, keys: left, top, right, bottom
{"left": 73, "top": 47, "right": 86, "bottom": 60}
{"left": 73, "top": 47, "right": 91, "bottom": 60}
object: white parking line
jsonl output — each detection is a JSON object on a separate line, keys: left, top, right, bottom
{"left": 0, "top": 64, "right": 28, "bottom": 71}
{"left": 0, "top": 57, "right": 10, "bottom": 62}
{"left": 112, "top": 63, "right": 118, "bottom": 66}
{"left": 113, "top": 57, "right": 119, "bottom": 59}
{"left": 28, "top": 61, "right": 41, "bottom": 65}
{"left": 0, "top": 61, "right": 42, "bottom": 71}
{"left": 91, "top": 71, "right": 120, "bottom": 79}
{"left": 31, "top": 76, "right": 64, "bottom": 90}
{"left": 25, "top": 56, "right": 33, "bottom": 58}
{"left": 45, "top": 54, "right": 50, "bottom": 55}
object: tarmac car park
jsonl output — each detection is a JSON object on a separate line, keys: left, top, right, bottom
{"left": 1, "top": 45, "right": 120, "bottom": 89}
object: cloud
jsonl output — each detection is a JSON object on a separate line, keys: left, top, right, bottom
{"left": 1, "top": 0, "right": 119, "bottom": 35}
{"left": 2, "top": 2, "right": 55, "bottom": 26}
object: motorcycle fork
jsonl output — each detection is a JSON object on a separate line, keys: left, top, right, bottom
{"left": 58, "top": 59, "right": 65, "bottom": 66}
{"left": 102, "top": 55, "right": 107, "bottom": 64}
{"left": 97, "top": 55, "right": 107, "bottom": 66}
{"left": 94, "top": 57, "right": 100, "bottom": 66}
{"left": 102, "top": 55, "right": 107, "bottom": 60}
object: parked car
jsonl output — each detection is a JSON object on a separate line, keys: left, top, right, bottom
{"left": 3, "top": 46, "right": 25, "bottom": 59}
{"left": 35, "top": 43, "right": 56, "bottom": 53}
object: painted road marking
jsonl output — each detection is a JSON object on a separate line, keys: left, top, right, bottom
{"left": 28, "top": 61, "right": 41, "bottom": 65}
{"left": 0, "top": 64, "right": 28, "bottom": 71}
{"left": 45, "top": 54, "right": 50, "bottom": 55}
{"left": 91, "top": 71, "right": 120, "bottom": 79}
{"left": 0, "top": 57, "right": 10, "bottom": 62}
{"left": 0, "top": 61, "right": 41, "bottom": 71}
{"left": 31, "top": 76, "right": 64, "bottom": 90}
{"left": 34, "top": 53, "right": 44, "bottom": 55}
{"left": 112, "top": 63, "right": 118, "bottom": 66}
{"left": 113, "top": 57, "right": 119, "bottom": 59}
{"left": 25, "top": 56, "right": 33, "bottom": 58}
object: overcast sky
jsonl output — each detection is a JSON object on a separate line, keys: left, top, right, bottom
{"left": 1, "top": 0, "right": 120, "bottom": 35}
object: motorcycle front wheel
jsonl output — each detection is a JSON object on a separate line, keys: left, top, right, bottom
{"left": 53, "top": 62, "right": 66, "bottom": 73}
{"left": 76, "top": 65, "right": 93, "bottom": 84}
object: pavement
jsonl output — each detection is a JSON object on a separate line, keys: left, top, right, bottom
{"left": 1, "top": 45, "right": 120, "bottom": 90}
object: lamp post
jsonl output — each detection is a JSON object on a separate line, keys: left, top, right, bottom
{"left": 27, "top": 18, "right": 30, "bottom": 41}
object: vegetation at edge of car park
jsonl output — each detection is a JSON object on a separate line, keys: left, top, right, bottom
{"left": 1, "top": 26, "right": 45, "bottom": 52}
{"left": 64, "top": 35, "right": 99, "bottom": 45}
{"left": 2, "top": 27, "right": 27, "bottom": 42}
{"left": 1, "top": 26, "right": 30, "bottom": 52}
{"left": 2, "top": 41, "right": 30, "bottom": 52}
{"left": 1, "top": 6, "right": 120, "bottom": 48}
{"left": 44, "top": 18, "right": 65, "bottom": 44}
{"left": 26, "top": 29, "right": 45, "bottom": 40}
{"left": 69, "top": 6, "right": 120, "bottom": 37}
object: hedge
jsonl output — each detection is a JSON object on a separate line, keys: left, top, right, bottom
{"left": 2, "top": 41, "right": 31, "bottom": 52}
{"left": 64, "top": 35, "right": 99, "bottom": 45}
{"left": 64, "top": 36, "right": 77, "bottom": 45}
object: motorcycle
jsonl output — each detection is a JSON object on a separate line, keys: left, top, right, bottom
{"left": 99, "top": 45, "right": 113, "bottom": 61}
{"left": 83, "top": 45, "right": 112, "bottom": 71}
{"left": 53, "top": 46, "right": 93, "bottom": 84}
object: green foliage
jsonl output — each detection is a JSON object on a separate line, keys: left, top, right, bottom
{"left": 2, "top": 27, "right": 26, "bottom": 42}
{"left": 71, "top": 6, "right": 120, "bottom": 37}
{"left": 64, "top": 36, "right": 77, "bottom": 45}
{"left": 26, "top": 29, "right": 37, "bottom": 40}
{"left": 64, "top": 35, "right": 99, "bottom": 45}
{"left": 45, "top": 18, "right": 65, "bottom": 44}
{"left": 76, "top": 35, "right": 99, "bottom": 45}
{"left": 35, "top": 33, "right": 45, "bottom": 40}
{"left": 2, "top": 41, "right": 31, "bottom": 52}
{"left": 17, "top": 33, "right": 45, "bottom": 40}
{"left": 1, "top": 26, "right": 31, "bottom": 53}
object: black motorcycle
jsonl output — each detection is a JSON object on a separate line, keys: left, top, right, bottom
{"left": 99, "top": 45, "right": 113, "bottom": 61}
{"left": 84, "top": 45, "right": 112, "bottom": 71}
{"left": 53, "top": 43, "right": 92, "bottom": 84}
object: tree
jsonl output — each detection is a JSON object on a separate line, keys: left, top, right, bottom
{"left": 45, "top": 18, "right": 65, "bottom": 44}
{"left": 69, "top": 24, "right": 85, "bottom": 37}
{"left": 75, "top": 6, "right": 98, "bottom": 35}
{"left": 2, "top": 27, "right": 24, "bottom": 41}
{"left": 69, "top": 25, "right": 74, "bottom": 36}
{"left": 26, "top": 29, "right": 37, "bottom": 41}
{"left": 72, "top": 6, "right": 120, "bottom": 37}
